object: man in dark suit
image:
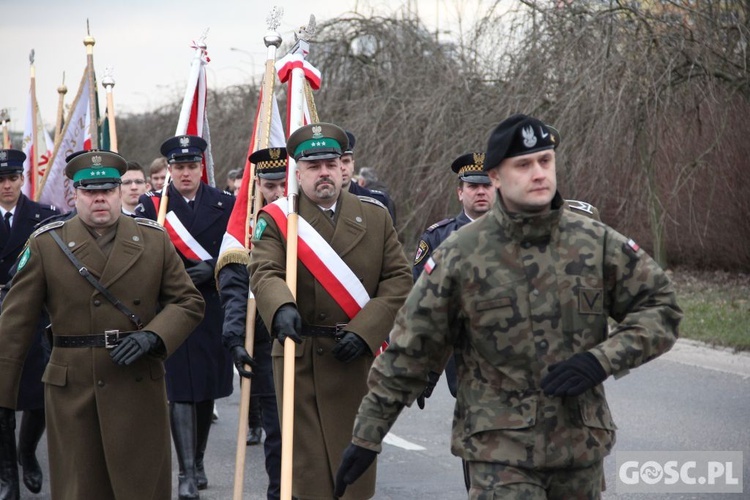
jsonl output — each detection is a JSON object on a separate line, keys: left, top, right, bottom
{"left": 0, "top": 149, "right": 57, "bottom": 499}
{"left": 136, "top": 136, "right": 234, "bottom": 499}
{"left": 0, "top": 149, "right": 204, "bottom": 499}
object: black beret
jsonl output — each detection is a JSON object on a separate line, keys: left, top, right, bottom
{"left": 0, "top": 149, "right": 26, "bottom": 175}
{"left": 249, "top": 147, "right": 288, "bottom": 180}
{"left": 450, "top": 153, "right": 491, "bottom": 184}
{"left": 484, "top": 114, "right": 561, "bottom": 171}
{"left": 160, "top": 135, "right": 207, "bottom": 164}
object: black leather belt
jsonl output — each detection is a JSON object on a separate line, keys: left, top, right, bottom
{"left": 301, "top": 325, "right": 341, "bottom": 337}
{"left": 53, "top": 331, "right": 135, "bottom": 349}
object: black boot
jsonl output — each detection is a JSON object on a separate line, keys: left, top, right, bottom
{"left": 17, "top": 409, "right": 44, "bottom": 494}
{"left": 246, "top": 396, "right": 263, "bottom": 446}
{"left": 170, "top": 402, "right": 199, "bottom": 499}
{"left": 0, "top": 409, "right": 20, "bottom": 500}
{"left": 194, "top": 400, "right": 213, "bottom": 491}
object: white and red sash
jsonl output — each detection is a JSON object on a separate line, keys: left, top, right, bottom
{"left": 262, "top": 199, "right": 368, "bottom": 318}
{"left": 261, "top": 199, "right": 389, "bottom": 355}
{"left": 149, "top": 196, "right": 212, "bottom": 262}
{"left": 164, "top": 211, "right": 212, "bottom": 261}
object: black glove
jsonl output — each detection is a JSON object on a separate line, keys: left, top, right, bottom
{"left": 110, "top": 331, "right": 164, "bottom": 366}
{"left": 417, "top": 370, "right": 441, "bottom": 410}
{"left": 230, "top": 345, "right": 257, "bottom": 379}
{"left": 334, "top": 443, "right": 378, "bottom": 498}
{"left": 331, "top": 331, "right": 368, "bottom": 363}
{"left": 271, "top": 304, "right": 302, "bottom": 345}
{"left": 186, "top": 260, "right": 214, "bottom": 286}
{"left": 541, "top": 352, "right": 607, "bottom": 397}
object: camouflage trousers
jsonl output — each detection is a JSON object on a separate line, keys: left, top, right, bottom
{"left": 467, "top": 460, "right": 604, "bottom": 500}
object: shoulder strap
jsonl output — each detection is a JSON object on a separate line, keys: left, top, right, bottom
{"left": 48, "top": 230, "right": 144, "bottom": 329}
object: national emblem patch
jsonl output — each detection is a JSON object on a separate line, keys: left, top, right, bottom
{"left": 424, "top": 256, "right": 436, "bottom": 275}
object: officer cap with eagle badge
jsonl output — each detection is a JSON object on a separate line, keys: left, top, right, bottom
{"left": 160, "top": 135, "right": 207, "bottom": 164}
{"left": 249, "top": 147, "right": 287, "bottom": 180}
{"left": 0, "top": 149, "right": 27, "bottom": 175}
{"left": 286, "top": 123, "right": 349, "bottom": 162}
{"left": 451, "top": 152, "right": 491, "bottom": 185}
{"left": 484, "top": 114, "right": 561, "bottom": 171}
{"left": 65, "top": 149, "right": 127, "bottom": 190}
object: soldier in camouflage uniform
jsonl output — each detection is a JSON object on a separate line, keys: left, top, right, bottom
{"left": 335, "top": 114, "right": 682, "bottom": 499}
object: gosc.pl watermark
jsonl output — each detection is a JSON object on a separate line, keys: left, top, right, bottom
{"left": 616, "top": 451, "right": 743, "bottom": 493}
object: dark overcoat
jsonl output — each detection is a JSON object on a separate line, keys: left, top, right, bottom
{"left": 0, "top": 215, "right": 204, "bottom": 499}
{"left": 0, "top": 194, "right": 57, "bottom": 409}
{"left": 137, "top": 182, "right": 234, "bottom": 402}
{"left": 250, "top": 190, "right": 412, "bottom": 499}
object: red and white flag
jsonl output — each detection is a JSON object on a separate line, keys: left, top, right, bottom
{"left": 37, "top": 70, "right": 92, "bottom": 210}
{"left": 175, "top": 40, "right": 214, "bottom": 186}
{"left": 217, "top": 93, "right": 285, "bottom": 262}
{"left": 21, "top": 89, "right": 54, "bottom": 200}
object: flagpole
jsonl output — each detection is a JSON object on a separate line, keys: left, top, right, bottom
{"left": 101, "top": 69, "right": 118, "bottom": 152}
{"left": 278, "top": 15, "right": 317, "bottom": 500}
{"left": 232, "top": 17, "right": 283, "bottom": 500}
{"left": 158, "top": 30, "right": 209, "bottom": 226}
{"left": 55, "top": 73, "right": 67, "bottom": 144}
{"left": 84, "top": 22, "right": 98, "bottom": 149}
{"left": 29, "top": 50, "right": 39, "bottom": 198}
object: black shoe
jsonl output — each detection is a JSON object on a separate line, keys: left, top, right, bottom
{"left": 246, "top": 427, "right": 263, "bottom": 446}
{"left": 18, "top": 454, "right": 42, "bottom": 494}
{"left": 177, "top": 473, "right": 200, "bottom": 499}
{"left": 195, "top": 462, "right": 208, "bottom": 491}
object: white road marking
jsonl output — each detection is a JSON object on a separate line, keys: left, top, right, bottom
{"left": 383, "top": 433, "right": 426, "bottom": 451}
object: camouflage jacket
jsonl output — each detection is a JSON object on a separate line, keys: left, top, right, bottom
{"left": 352, "top": 193, "right": 682, "bottom": 469}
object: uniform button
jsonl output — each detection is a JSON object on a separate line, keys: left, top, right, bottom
{"left": 522, "top": 242, "right": 531, "bottom": 249}
{"left": 94, "top": 300, "right": 101, "bottom": 306}
{"left": 97, "top": 380, "right": 105, "bottom": 387}
{"left": 532, "top": 289, "right": 540, "bottom": 296}
{"left": 316, "top": 347, "right": 324, "bottom": 355}
{"left": 318, "top": 313, "right": 326, "bottom": 321}
{"left": 538, "top": 340, "right": 548, "bottom": 349}
{"left": 134, "top": 299, "right": 141, "bottom": 305}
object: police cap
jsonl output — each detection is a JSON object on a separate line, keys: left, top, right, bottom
{"left": 451, "top": 153, "right": 490, "bottom": 184}
{"left": 249, "top": 147, "right": 287, "bottom": 180}
{"left": 0, "top": 149, "right": 26, "bottom": 175}
{"left": 64, "top": 149, "right": 127, "bottom": 190}
{"left": 286, "top": 123, "right": 348, "bottom": 162}
{"left": 484, "top": 114, "right": 561, "bottom": 171}
{"left": 160, "top": 135, "right": 207, "bottom": 164}
{"left": 343, "top": 131, "right": 356, "bottom": 155}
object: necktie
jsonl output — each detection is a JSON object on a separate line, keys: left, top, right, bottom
{"left": 324, "top": 209, "right": 334, "bottom": 219}
{"left": 4, "top": 212, "right": 11, "bottom": 233}
{"left": 188, "top": 200, "right": 195, "bottom": 210}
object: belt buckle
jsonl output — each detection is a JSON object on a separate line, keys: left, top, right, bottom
{"left": 104, "top": 329, "right": 120, "bottom": 349}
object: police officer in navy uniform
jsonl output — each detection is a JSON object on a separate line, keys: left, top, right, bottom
{"left": 0, "top": 149, "right": 57, "bottom": 499}
{"left": 136, "top": 135, "right": 234, "bottom": 499}
{"left": 217, "top": 147, "right": 287, "bottom": 500}
{"left": 413, "top": 153, "right": 494, "bottom": 282}
{"left": 341, "top": 131, "right": 397, "bottom": 224}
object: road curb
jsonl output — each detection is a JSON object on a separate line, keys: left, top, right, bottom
{"left": 660, "top": 338, "right": 750, "bottom": 379}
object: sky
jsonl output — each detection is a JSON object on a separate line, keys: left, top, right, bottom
{"left": 2, "top": 0, "right": 496, "bottom": 136}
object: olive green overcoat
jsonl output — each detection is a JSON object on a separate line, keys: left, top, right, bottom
{"left": 250, "top": 190, "right": 412, "bottom": 499}
{"left": 0, "top": 215, "right": 204, "bottom": 500}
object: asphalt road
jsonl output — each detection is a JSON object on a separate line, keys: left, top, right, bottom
{"left": 15, "top": 339, "right": 750, "bottom": 499}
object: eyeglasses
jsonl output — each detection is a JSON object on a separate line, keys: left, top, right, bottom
{"left": 122, "top": 179, "right": 146, "bottom": 186}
